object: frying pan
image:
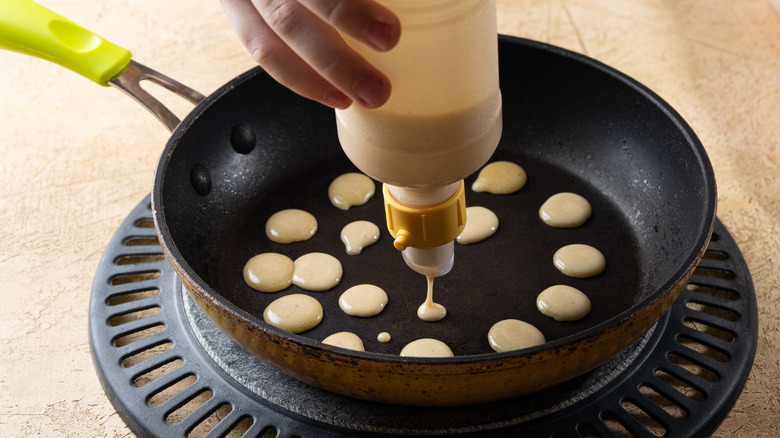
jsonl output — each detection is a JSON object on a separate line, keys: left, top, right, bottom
{"left": 3, "top": 2, "right": 716, "bottom": 406}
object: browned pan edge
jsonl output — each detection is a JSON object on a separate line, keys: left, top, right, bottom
{"left": 165, "top": 241, "right": 704, "bottom": 405}
{"left": 152, "top": 35, "right": 716, "bottom": 406}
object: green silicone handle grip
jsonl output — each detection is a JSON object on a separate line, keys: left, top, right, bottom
{"left": 0, "top": 0, "right": 132, "bottom": 85}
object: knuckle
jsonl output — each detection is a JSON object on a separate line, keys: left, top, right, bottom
{"left": 322, "top": 1, "right": 344, "bottom": 24}
{"left": 246, "top": 35, "right": 275, "bottom": 66}
{"left": 265, "top": 1, "right": 304, "bottom": 38}
{"left": 250, "top": 42, "right": 275, "bottom": 66}
{"left": 318, "top": 51, "right": 350, "bottom": 78}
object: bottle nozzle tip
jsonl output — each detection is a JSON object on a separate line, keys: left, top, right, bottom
{"left": 393, "top": 230, "right": 413, "bottom": 251}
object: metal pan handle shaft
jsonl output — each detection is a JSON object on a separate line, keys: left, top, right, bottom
{"left": 110, "top": 61, "right": 205, "bottom": 132}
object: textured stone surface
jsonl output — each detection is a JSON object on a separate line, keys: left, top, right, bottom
{"left": 2, "top": 0, "right": 778, "bottom": 436}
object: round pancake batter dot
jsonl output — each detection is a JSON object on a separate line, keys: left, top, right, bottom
{"left": 553, "top": 244, "right": 606, "bottom": 278}
{"left": 339, "top": 284, "right": 388, "bottom": 317}
{"left": 377, "top": 332, "right": 391, "bottom": 343}
{"left": 328, "top": 172, "right": 376, "bottom": 210}
{"left": 457, "top": 206, "right": 499, "bottom": 244}
{"left": 537, "top": 285, "right": 592, "bottom": 321}
{"left": 265, "top": 209, "right": 317, "bottom": 244}
{"left": 263, "top": 294, "right": 323, "bottom": 334}
{"left": 487, "top": 319, "right": 546, "bottom": 352}
{"left": 400, "top": 338, "right": 454, "bottom": 358}
{"left": 539, "top": 192, "right": 592, "bottom": 228}
{"left": 243, "top": 253, "right": 294, "bottom": 292}
{"left": 471, "top": 161, "right": 527, "bottom": 194}
{"left": 340, "top": 220, "right": 380, "bottom": 255}
{"left": 322, "top": 332, "right": 365, "bottom": 351}
{"left": 292, "top": 252, "right": 343, "bottom": 291}
{"left": 417, "top": 301, "right": 447, "bottom": 322}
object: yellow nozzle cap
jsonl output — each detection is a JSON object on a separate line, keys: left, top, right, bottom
{"left": 383, "top": 181, "right": 467, "bottom": 250}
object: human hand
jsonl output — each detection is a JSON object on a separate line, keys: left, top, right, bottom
{"left": 220, "top": 0, "right": 401, "bottom": 109}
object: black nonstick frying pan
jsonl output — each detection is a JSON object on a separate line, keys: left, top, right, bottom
{"left": 154, "top": 35, "right": 716, "bottom": 406}
{"left": 4, "top": 4, "right": 715, "bottom": 406}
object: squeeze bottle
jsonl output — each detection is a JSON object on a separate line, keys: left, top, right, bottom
{"left": 335, "top": 0, "right": 503, "bottom": 276}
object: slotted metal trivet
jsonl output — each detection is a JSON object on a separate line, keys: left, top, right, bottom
{"left": 89, "top": 195, "right": 757, "bottom": 437}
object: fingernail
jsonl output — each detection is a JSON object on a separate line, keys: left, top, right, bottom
{"left": 354, "top": 77, "right": 388, "bottom": 108}
{"left": 365, "top": 21, "right": 393, "bottom": 51}
{"left": 323, "top": 91, "right": 351, "bottom": 109}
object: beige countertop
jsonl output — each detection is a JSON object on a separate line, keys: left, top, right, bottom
{"left": 1, "top": 0, "right": 778, "bottom": 436}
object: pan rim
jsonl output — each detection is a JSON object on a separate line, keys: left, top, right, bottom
{"left": 152, "top": 35, "right": 717, "bottom": 366}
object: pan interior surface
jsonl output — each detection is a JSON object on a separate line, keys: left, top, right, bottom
{"left": 157, "top": 37, "right": 714, "bottom": 361}
{"left": 211, "top": 152, "right": 641, "bottom": 356}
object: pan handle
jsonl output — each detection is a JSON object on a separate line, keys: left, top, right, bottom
{"left": 0, "top": 0, "right": 205, "bottom": 132}
{"left": 109, "top": 60, "right": 206, "bottom": 132}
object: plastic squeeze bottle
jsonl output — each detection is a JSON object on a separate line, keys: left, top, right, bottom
{"left": 335, "top": 0, "right": 503, "bottom": 277}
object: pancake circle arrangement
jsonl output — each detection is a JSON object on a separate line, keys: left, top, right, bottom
{"left": 243, "top": 162, "right": 609, "bottom": 358}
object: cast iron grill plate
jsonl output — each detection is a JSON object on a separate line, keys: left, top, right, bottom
{"left": 89, "top": 195, "right": 757, "bottom": 437}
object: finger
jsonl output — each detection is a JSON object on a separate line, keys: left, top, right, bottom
{"left": 299, "top": 0, "right": 401, "bottom": 51}
{"left": 220, "top": 0, "right": 352, "bottom": 108}
{"left": 253, "top": 0, "right": 391, "bottom": 108}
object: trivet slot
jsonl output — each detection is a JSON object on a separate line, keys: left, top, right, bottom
{"left": 144, "top": 370, "right": 198, "bottom": 409}
{"left": 162, "top": 386, "right": 215, "bottom": 427}
{"left": 606, "top": 399, "right": 668, "bottom": 438}
{"left": 107, "top": 304, "right": 163, "bottom": 328}
{"left": 681, "top": 311, "right": 738, "bottom": 341}
{"left": 131, "top": 356, "right": 185, "bottom": 389}
{"left": 622, "top": 391, "right": 675, "bottom": 436}
{"left": 105, "top": 285, "right": 162, "bottom": 306}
